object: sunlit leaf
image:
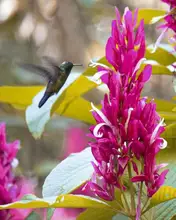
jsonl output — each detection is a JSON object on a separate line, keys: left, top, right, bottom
{"left": 51, "top": 75, "right": 97, "bottom": 115}
{"left": 0, "top": 86, "right": 95, "bottom": 125}
{"left": 145, "top": 164, "right": 176, "bottom": 219}
{"left": 148, "top": 64, "right": 172, "bottom": 75}
{"left": 0, "top": 194, "right": 110, "bottom": 210}
{"left": 146, "top": 46, "right": 176, "bottom": 66}
{"left": 0, "top": 86, "right": 42, "bottom": 107}
{"left": 77, "top": 189, "right": 125, "bottom": 220}
{"left": 154, "top": 99, "right": 176, "bottom": 112}
{"left": 148, "top": 186, "right": 176, "bottom": 210}
{"left": 56, "top": 97, "right": 95, "bottom": 124}
{"left": 158, "top": 112, "right": 176, "bottom": 121}
{"left": 26, "top": 75, "right": 97, "bottom": 139}
{"left": 162, "top": 123, "right": 176, "bottom": 139}
{"left": 137, "top": 8, "right": 166, "bottom": 25}
{"left": 77, "top": 208, "right": 116, "bottom": 220}
{"left": 42, "top": 147, "right": 95, "bottom": 198}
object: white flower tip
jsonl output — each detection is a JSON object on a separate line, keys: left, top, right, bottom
{"left": 151, "top": 46, "right": 157, "bottom": 54}
{"left": 91, "top": 102, "right": 95, "bottom": 109}
{"left": 11, "top": 158, "right": 19, "bottom": 168}
{"left": 160, "top": 138, "right": 167, "bottom": 149}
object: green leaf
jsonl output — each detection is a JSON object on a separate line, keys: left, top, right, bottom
{"left": 149, "top": 186, "right": 176, "bottom": 209}
{"left": 162, "top": 123, "right": 176, "bottom": 139}
{"left": 144, "top": 164, "right": 176, "bottom": 219}
{"left": 26, "top": 75, "right": 97, "bottom": 139}
{"left": 0, "top": 86, "right": 95, "bottom": 125}
{"left": 154, "top": 99, "right": 176, "bottom": 112}
{"left": 26, "top": 211, "right": 41, "bottom": 220}
{"left": 57, "top": 97, "right": 95, "bottom": 124}
{"left": 146, "top": 46, "right": 176, "bottom": 66}
{"left": 150, "top": 64, "right": 173, "bottom": 75}
{"left": 0, "top": 194, "right": 110, "bottom": 210}
{"left": 77, "top": 208, "right": 116, "bottom": 220}
{"left": 137, "top": 8, "right": 166, "bottom": 25}
{"left": 42, "top": 147, "right": 95, "bottom": 197}
{"left": 158, "top": 112, "right": 176, "bottom": 121}
{"left": 47, "top": 208, "right": 55, "bottom": 220}
{"left": 0, "top": 86, "right": 43, "bottom": 108}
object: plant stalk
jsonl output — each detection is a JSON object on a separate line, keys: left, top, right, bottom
{"left": 128, "top": 162, "right": 136, "bottom": 215}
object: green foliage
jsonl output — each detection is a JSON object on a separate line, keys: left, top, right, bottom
{"left": 77, "top": 208, "right": 116, "bottom": 220}
{"left": 42, "top": 148, "right": 95, "bottom": 197}
{"left": 137, "top": 8, "right": 166, "bottom": 25}
{"left": 146, "top": 46, "right": 176, "bottom": 66}
{"left": 0, "top": 194, "right": 110, "bottom": 210}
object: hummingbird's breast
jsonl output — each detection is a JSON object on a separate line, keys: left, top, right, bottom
{"left": 54, "top": 71, "right": 69, "bottom": 93}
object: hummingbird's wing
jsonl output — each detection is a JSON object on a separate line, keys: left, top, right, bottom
{"left": 41, "top": 56, "right": 62, "bottom": 77}
{"left": 42, "top": 56, "right": 58, "bottom": 67}
{"left": 19, "top": 63, "right": 53, "bottom": 80}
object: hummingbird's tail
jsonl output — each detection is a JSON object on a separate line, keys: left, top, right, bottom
{"left": 38, "top": 93, "right": 51, "bottom": 108}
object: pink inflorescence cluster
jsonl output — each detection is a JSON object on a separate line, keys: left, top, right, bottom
{"left": 159, "top": 0, "right": 176, "bottom": 50}
{"left": 88, "top": 8, "right": 168, "bottom": 201}
{"left": 161, "top": 0, "right": 176, "bottom": 8}
{"left": 0, "top": 123, "right": 34, "bottom": 219}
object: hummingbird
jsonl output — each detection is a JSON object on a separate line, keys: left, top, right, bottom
{"left": 19, "top": 56, "right": 82, "bottom": 108}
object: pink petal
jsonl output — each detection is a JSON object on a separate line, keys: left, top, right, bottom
{"left": 131, "top": 175, "right": 147, "bottom": 182}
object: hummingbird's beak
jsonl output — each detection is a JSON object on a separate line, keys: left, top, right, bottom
{"left": 73, "top": 64, "right": 83, "bottom": 66}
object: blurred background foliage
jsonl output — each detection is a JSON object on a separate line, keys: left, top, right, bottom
{"left": 0, "top": 0, "right": 174, "bottom": 196}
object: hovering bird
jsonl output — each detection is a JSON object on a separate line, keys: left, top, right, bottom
{"left": 19, "top": 56, "right": 82, "bottom": 108}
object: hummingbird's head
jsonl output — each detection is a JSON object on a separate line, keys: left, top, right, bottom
{"left": 60, "top": 61, "right": 82, "bottom": 75}
{"left": 60, "top": 61, "right": 74, "bottom": 75}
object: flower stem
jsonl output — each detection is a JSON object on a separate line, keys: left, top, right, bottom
{"left": 128, "top": 162, "right": 136, "bottom": 215}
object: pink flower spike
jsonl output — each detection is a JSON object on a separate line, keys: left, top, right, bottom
{"left": 0, "top": 123, "right": 35, "bottom": 219}
{"left": 88, "top": 7, "right": 168, "bottom": 205}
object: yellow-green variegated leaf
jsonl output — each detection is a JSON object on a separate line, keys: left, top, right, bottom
{"left": 148, "top": 186, "right": 176, "bottom": 210}
{"left": 158, "top": 112, "right": 176, "bottom": 122}
{"left": 0, "top": 86, "right": 95, "bottom": 125}
{"left": 77, "top": 189, "right": 125, "bottom": 220}
{"left": 26, "top": 75, "right": 97, "bottom": 139}
{"left": 77, "top": 208, "right": 116, "bottom": 220}
{"left": 162, "top": 123, "right": 176, "bottom": 139}
{"left": 145, "top": 164, "right": 176, "bottom": 219}
{"left": 0, "top": 86, "right": 43, "bottom": 108}
{"left": 0, "top": 194, "right": 110, "bottom": 210}
{"left": 55, "top": 97, "right": 95, "bottom": 125}
{"left": 137, "top": 8, "right": 166, "bottom": 25}
{"left": 148, "top": 63, "right": 172, "bottom": 75}
{"left": 146, "top": 46, "right": 176, "bottom": 66}
{"left": 154, "top": 99, "right": 176, "bottom": 112}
